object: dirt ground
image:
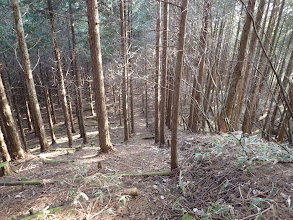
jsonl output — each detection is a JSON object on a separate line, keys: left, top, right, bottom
{"left": 0, "top": 90, "right": 292, "bottom": 220}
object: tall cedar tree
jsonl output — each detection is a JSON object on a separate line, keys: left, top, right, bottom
{"left": 11, "top": 0, "right": 49, "bottom": 152}
{"left": 160, "top": 1, "right": 169, "bottom": 145}
{"left": 120, "top": 0, "right": 130, "bottom": 141}
{"left": 171, "top": 0, "right": 189, "bottom": 169}
{"left": 69, "top": 2, "right": 88, "bottom": 144}
{"left": 219, "top": 0, "right": 256, "bottom": 132}
{"left": 47, "top": 0, "right": 73, "bottom": 146}
{"left": 154, "top": 0, "right": 161, "bottom": 143}
{"left": 0, "top": 62, "right": 25, "bottom": 159}
{"left": 86, "top": 0, "right": 113, "bottom": 152}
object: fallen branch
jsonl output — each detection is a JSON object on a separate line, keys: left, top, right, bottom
{"left": 0, "top": 180, "right": 51, "bottom": 186}
{"left": 117, "top": 170, "right": 173, "bottom": 177}
{"left": 0, "top": 171, "right": 173, "bottom": 186}
{"left": 41, "top": 158, "right": 72, "bottom": 164}
{"left": 0, "top": 177, "right": 83, "bottom": 186}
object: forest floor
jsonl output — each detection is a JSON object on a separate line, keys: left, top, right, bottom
{"left": 0, "top": 89, "right": 293, "bottom": 220}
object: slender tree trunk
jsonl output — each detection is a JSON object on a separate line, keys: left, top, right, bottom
{"left": 25, "top": 100, "right": 33, "bottom": 131}
{"left": 219, "top": 0, "right": 256, "bottom": 132}
{"left": 1, "top": 68, "right": 28, "bottom": 152}
{"left": 0, "top": 62, "right": 24, "bottom": 159}
{"left": 120, "top": 0, "right": 130, "bottom": 141}
{"left": 276, "top": 47, "right": 293, "bottom": 142}
{"left": 67, "top": 94, "right": 76, "bottom": 134}
{"left": 41, "top": 68, "right": 56, "bottom": 145}
{"left": 69, "top": 3, "right": 88, "bottom": 144}
{"left": 166, "top": 72, "right": 173, "bottom": 130}
{"left": 192, "top": 0, "right": 210, "bottom": 132}
{"left": 46, "top": 71, "right": 57, "bottom": 124}
{"left": 242, "top": 0, "right": 279, "bottom": 133}
{"left": 154, "top": 0, "right": 161, "bottom": 143}
{"left": 128, "top": 0, "right": 135, "bottom": 134}
{"left": 11, "top": 0, "right": 49, "bottom": 152}
{"left": 160, "top": 1, "right": 169, "bottom": 145}
{"left": 86, "top": 0, "right": 113, "bottom": 152}
{"left": 88, "top": 80, "right": 95, "bottom": 116}
{"left": 145, "top": 81, "right": 148, "bottom": 128}
{"left": 9, "top": 81, "right": 28, "bottom": 152}
{"left": 47, "top": 0, "right": 73, "bottom": 146}
{"left": 171, "top": 0, "right": 188, "bottom": 170}
{"left": 234, "top": 0, "right": 265, "bottom": 130}
{"left": 119, "top": 88, "right": 122, "bottom": 126}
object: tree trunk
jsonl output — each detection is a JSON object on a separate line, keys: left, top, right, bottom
{"left": 67, "top": 94, "right": 76, "bottom": 134}
{"left": 88, "top": 80, "right": 95, "bottom": 116}
{"left": 120, "top": 0, "right": 130, "bottom": 141}
{"left": 11, "top": 0, "right": 49, "bottom": 152}
{"left": 242, "top": 0, "right": 279, "bottom": 133}
{"left": 219, "top": 0, "right": 256, "bottom": 132}
{"left": 160, "top": 1, "right": 169, "bottom": 145}
{"left": 86, "top": 0, "right": 113, "bottom": 152}
{"left": 154, "top": 0, "right": 161, "bottom": 143}
{"left": 145, "top": 81, "right": 148, "bottom": 128}
{"left": 276, "top": 46, "right": 293, "bottom": 142}
{"left": 46, "top": 71, "right": 57, "bottom": 124}
{"left": 0, "top": 62, "right": 24, "bottom": 159}
{"left": 69, "top": 2, "right": 88, "bottom": 144}
{"left": 171, "top": 0, "right": 188, "bottom": 170}
{"left": 25, "top": 100, "right": 33, "bottom": 131}
{"left": 47, "top": 0, "right": 73, "bottom": 147}
{"left": 1, "top": 68, "right": 28, "bottom": 152}
{"left": 192, "top": 0, "right": 210, "bottom": 132}
{"left": 42, "top": 68, "right": 56, "bottom": 145}
{"left": 234, "top": 0, "right": 265, "bottom": 130}
{"left": 128, "top": 0, "right": 135, "bottom": 134}
{"left": 166, "top": 72, "right": 173, "bottom": 130}
{"left": 0, "top": 126, "right": 15, "bottom": 176}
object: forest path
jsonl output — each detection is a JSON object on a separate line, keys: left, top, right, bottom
{"left": 0, "top": 89, "right": 179, "bottom": 220}
{"left": 103, "top": 97, "right": 171, "bottom": 174}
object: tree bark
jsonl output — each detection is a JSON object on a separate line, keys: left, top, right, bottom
{"left": 47, "top": 0, "right": 73, "bottom": 146}
{"left": 11, "top": 0, "right": 49, "bottom": 152}
{"left": 154, "top": 0, "right": 161, "bottom": 143}
{"left": 120, "top": 0, "right": 130, "bottom": 141}
{"left": 160, "top": 1, "right": 169, "bottom": 145}
{"left": 86, "top": 0, "right": 113, "bottom": 152}
{"left": 0, "top": 62, "right": 24, "bottom": 159}
{"left": 0, "top": 126, "right": 15, "bottom": 176}
{"left": 88, "top": 80, "right": 95, "bottom": 116}
{"left": 69, "top": 2, "right": 88, "bottom": 144}
{"left": 219, "top": 0, "right": 256, "bottom": 132}
{"left": 42, "top": 68, "right": 56, "bottom": 145}
{"left": 128, "top": 0, "right": 135, "bottom": 134}
{"left": 171, "top": 0, "right": 188, "bottom": 170}
{"left": 234, "top": 0, "right": 265, "bottom": 130}
{"left": 192, "top": 0, "right": 210, "bottom": 132}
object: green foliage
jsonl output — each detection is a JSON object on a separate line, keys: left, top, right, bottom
{"left": 182, "top": 213, "right": 195, "bottom": 220}
{"left": 201, "top": 200, "right": 233, "bottom": 220}
{"left": 248, "top": 198, "right": 272, "bottom": 210}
